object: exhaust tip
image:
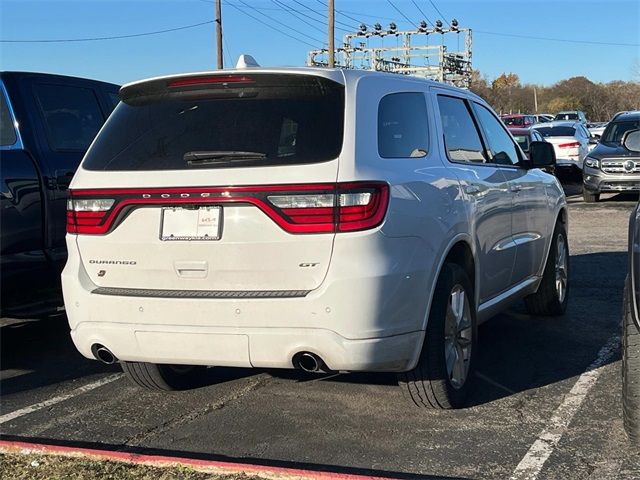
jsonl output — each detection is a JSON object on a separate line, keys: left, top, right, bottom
{"left": 294, "top": 352, "right": 325, "bottom": 373}
{"left": 91, "top": 344, "right": 117, "bottom": 365}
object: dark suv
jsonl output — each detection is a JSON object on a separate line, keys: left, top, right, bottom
{"left": 582, "top": 111, "right": 640, "bottom": 202}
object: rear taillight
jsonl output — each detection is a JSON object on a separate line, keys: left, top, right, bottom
{"left": 558, "top": 141, "right": 580, "bottom": 148}
{"left": 67, "top": 182, "right": 389, "bottom": 235}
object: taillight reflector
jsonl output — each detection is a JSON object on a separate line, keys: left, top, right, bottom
{"left": 558, "top": 141, "right": 580, "bottom": 148}
{"left": 67, "top": 182, "right": 389, "bottom": 235}
{"left": 168, "top": 75, "right": 254, "bottom": 88}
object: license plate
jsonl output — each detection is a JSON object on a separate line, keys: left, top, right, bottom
{"left": 160, "top": 206, "right": 221, "bottom": 241}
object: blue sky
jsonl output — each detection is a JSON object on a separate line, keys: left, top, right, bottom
{"left": 1, "top": 0, "right": 638, "bottom": 86}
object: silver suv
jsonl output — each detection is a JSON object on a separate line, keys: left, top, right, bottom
{"left": 62, "top": 68, "right": 568, "bottom": 408}
{"left": 583, "top": 111, "right": 640, "bottom": 202}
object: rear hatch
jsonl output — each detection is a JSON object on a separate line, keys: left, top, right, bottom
{"left": 534, "top": 125, "right": 580, "bottom": 159}
{"left": 67, "top": 72, "right": 385, "bottom": 294}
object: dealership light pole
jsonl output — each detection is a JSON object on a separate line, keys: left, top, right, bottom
{"left": 216, "top": 0, "right": 223, "bottom": 69}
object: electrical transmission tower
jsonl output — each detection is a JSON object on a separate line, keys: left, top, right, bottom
{"left": 307, "top": 19, "right": 472, "bottom": 89}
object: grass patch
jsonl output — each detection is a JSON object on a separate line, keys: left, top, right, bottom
{"left": 0, "top": 453, "right": 265, "bottom": 480}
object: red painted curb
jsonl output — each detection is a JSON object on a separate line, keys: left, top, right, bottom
{"left": 0, "top": 439, "right": 392, "bottom": 480}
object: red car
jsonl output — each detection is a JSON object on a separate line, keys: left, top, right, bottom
{"left": 509, "top": 127, "right": 545, "bottom": 160}
{"left": 501, "top": 114, "right": 537, "bottom": 129}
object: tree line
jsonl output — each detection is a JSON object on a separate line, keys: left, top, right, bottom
{"left": 470, "top": 71, "right": 640, "bottom": 122}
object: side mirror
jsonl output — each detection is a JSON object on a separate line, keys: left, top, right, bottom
{"left": 623, "top": 129, "right": 640, "bottom": 152}
{"left": 529, "top": 141, "right": 556, "bottom": 168}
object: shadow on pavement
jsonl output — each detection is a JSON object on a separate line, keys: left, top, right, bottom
{"left": 0, "top": 434, "right": 471, "bottom": 480}
{"left": 1, "top": 251, "right": 627, "bottom": 409}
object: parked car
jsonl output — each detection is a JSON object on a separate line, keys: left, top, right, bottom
{"left": 501, "top": 114, "right": 537, "bottom": 129}
{"left": 554, "top": 110, "right": 588, "bottom": 124}
{"left": 510, "top": 128, "right": 545, "bottom": 160}
{"left": 0, "top": 72, "right": 119, "bottom": 316}
{"left": 62, "top": 67, "right": 566, "bottom": 408}
{"left": 623, "top": 134, "right": 640, "bottom": 443}
{"left": 534, "top": 114, "right": 554, "bottom": 123}
{"left": 587, "top": 122, "right": 608, "bottom": 139}
{"left": 582, "top": 112, "right": 640, "bottom": 202}
{"left": 533, "top": 121, "right": 593, "bottom": 172}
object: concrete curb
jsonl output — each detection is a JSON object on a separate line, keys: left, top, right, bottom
{"left": 0, "top": 439, "right": 392, "bottom": 480}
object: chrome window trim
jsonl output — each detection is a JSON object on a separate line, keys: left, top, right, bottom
{"left": 0, "top": 79, "right": 24, "bottom": 150}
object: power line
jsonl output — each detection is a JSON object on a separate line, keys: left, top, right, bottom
{"left": 235, "top": 0, "right": 324, "bottom": 45}
{"left": 314, "top": 0, "right": 363, "bottom": 26}
{"left": 226, "top": 2, "right": 318, "bottom": 48}
{"left": 0, "top": 20, "right": 214, "bottom": 43}
{"left": 386, "top": 0, "right": 417, "bottom": 28}
{"left": 475, "top": 30, "right": 639, "bottom": 47}
{"left": 293, "top": 0, "right": 353, "bottom": 31}
{"left": 428, "top": 0, "right": 448, "bottom": 21}
{"left": 271, "top": 0, "right": 327, "bottom": 36}
{"left": 410, "top": 0, "right": 433, "bottom": 27}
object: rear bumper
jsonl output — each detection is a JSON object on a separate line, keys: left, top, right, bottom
{"left": 62, "top": 233, "right": 432, "bottom": 372}
{"left": 555, "top": 156, "right": 583, "bottom": 170}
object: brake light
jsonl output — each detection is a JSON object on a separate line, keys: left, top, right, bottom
{"left": 168, "top": 75, "right": 254, "bottom": 88}
{"left": 67, "top": 182, "right": 389, "bottom": 235}
{"left": 558, "top": 141, "right": 580, "bottom": 148}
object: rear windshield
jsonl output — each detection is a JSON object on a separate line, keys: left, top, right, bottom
{"left": 534, "top": 126, "right": 576, "bottom": 137}
{"left": 82, "top": 74, "right": 344, "bottom": 171}
{"left": 502, "top": 116, "right": 524, "bottom": 126}
{"left": 512, "top": 134, "right": 530, "bottom": 152}
{"left": 601, "top": 120, "right": 640, "bottom": 146}
{"left": 554, "top": 113, "right": 579, "bottom": 121}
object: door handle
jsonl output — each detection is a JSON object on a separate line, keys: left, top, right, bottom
{"left": 463, "top": 185, "right": 481, "bottom": 195}
{"left": 510, "top": 184, "right": 522, "bottom": 193}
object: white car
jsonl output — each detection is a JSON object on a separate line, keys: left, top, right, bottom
{"left": 62, "top": 67, "right": 568, "bottom": 408}
{"left": 533, "top": 121, "right": 592, "bottom": 171}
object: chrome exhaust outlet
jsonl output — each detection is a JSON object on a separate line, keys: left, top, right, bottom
{"left": 91, "top": 344, "right": 118, "bottom": 365}
{"left": 295, "top": 352, "right": 326, "bottom": 373}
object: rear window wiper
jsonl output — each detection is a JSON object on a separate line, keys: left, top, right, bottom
{"left": 184, "top": 151, "right": 267, "bottom": 165}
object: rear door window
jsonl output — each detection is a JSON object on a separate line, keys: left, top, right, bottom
{"left": 0, "top": 88, "right": 17, "bottom": 146}
{"left": 378, "top": 92, "right": 429, "bottom": 158}
{"left": 34, "top": 84, "right": 104, "bottom": 151}
{"left": 437, "top": 95, "right": 486, "bottom": 163}
{"left": 83, "top": 74, "right": 344, "bottom": 171}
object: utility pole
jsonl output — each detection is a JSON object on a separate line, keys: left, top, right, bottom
{"left": 216, "top": 0, "right": 223, "bottom": 69}
{"left": 328, "top": 0, "right": 335, "bottom": 68}
{"left": 533, "top": 87, "right": 538, "bottom": 113}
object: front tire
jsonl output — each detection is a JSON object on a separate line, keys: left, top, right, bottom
{"left": 525, "top": 221, "right": 569, "bottom": 316}
{"left": 583, "top": 191, "right": 600, "bottom": 203}
{"left": 121, "top": 362, "right": 206, "bottom": 391}
{"left": 398, "top": 262, "right": 477, "bottom": 409}
{"left": 623, "top": 276, "right": 640, "bottom": 446}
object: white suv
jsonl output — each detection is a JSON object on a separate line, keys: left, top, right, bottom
{"left": 62, "top": 68, "right": 568, "bottom": 408}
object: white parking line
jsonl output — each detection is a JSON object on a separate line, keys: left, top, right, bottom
{"left": 0, "top": 374, "right": 123, "bottom": 425}
{"left": 510, "top": 335, "right": 619, "bottom": 480}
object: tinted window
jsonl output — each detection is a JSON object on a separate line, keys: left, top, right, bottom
{"left": 601, "top": 120, "right": 640, "bottom": 145}
{"left": 438, "top": 96, "right": 485, "bottom": 163}
{"left": 554, "top": 113, "right": 579, "bottom": 121}
{"left": 513, "top": 134, "right": 530, "bottom": 152}
{"left": 0, "top": 90, "right": 17, "bottom": 146}
{"left": 107, "top": 92, "right": 120, "bottom": 113}
{"left": 35, "top": 84, "right": 104, "bottom": 151}
{"left": 502, "top": 116, "right": 524, "bottom": 126}
{"left": 534, "top": 126, "right": 576, "bottom": 137}
{"left": 378, "top": 93, "right": 429, "bottom": 158}
{"left": 474, "top": 103, "right": 520, "bottom": 165}
{"left": 83, "top": 75, "right": 344, "bottom": 171}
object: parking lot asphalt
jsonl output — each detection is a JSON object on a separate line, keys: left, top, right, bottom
{"left": 2, "top": 186, "right": 640, "bottom": 480}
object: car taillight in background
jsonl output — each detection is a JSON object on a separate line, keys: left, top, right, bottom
{"left": 558, "top": 142, "right": 581, "bottom": 149}
{"left": 66, "top": 182, "right": 389, "bottom": 235}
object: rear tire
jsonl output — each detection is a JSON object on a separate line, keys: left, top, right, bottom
{"left": 398, "top": 262, "right": 477, "bottom": 409}
{"left": 525, "top": 221, "right": 569, "bottom": 316}
{"left": 583, "top": 191, "right": 600, "bottom": 203}
{"left": 623, "top": 276, "right": 640, "bottom": 446}
{"left": 121, "top": 362, "right": 206, "bottom": 391}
